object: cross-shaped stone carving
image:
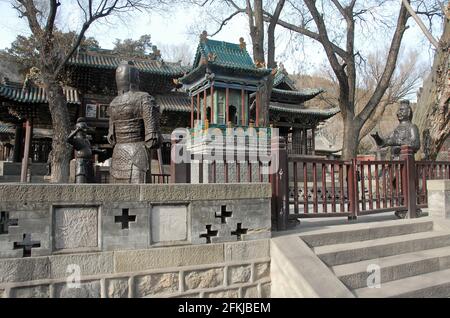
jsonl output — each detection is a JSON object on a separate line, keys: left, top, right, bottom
{"left": 215, "top": 205, "right": 232, "bottom": 224}
{"left": 13, "top": 233, "right": 40, "bottom": 257}
{"left": 115, "top": 208, "right": 136, "bottom": 230}
{"left": 231, "top": 223, "right": 248, "bottom": 240}
{"left": 199, "top": 224, "right": 218, "bottom": 244}
{"left": 0, "top": 211, "right": 18, "bottom": 235}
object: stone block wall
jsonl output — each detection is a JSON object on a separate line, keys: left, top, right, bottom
{"left": 0, "top": 183, "right": 272, "bottom": 298}
{"left": 427, "top": 180, "right": 450, "bottom": 219}
{"left": 0, "top": 240, "right": 271, "bottom": 298}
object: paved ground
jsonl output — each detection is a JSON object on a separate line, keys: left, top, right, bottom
{"left": 273, "top": 209, "right": 430, "bottom": 236}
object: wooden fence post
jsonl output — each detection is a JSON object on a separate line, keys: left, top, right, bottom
{"left": 400, "top": 145, "right": 418, "bottom": 218}
{"left": 347, "top": 158, "right": 358, "bottom": 220}
{"left": 271, "top": 136, "right": 289, "bottom": 231}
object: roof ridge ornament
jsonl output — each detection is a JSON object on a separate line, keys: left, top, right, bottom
{"left": 207, "top": 52, "right": 217, "bottom": 62}
{"left": 200, "top": 30, "right": 208, "bottom": 43}
{"left": 239, "top": 37, "right": 246, "bottom": 50}
{"left": 23, "top": 66, "right": 42, "bottom": 91}
{"left": 255, "top": 59, "right": 266, "bottom": 68}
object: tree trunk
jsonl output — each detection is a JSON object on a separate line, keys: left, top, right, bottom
{"left": 414, "top": 18, "right": 450, "bottom": 159}
{"left": 341, "top": 116, "right": 360, "bottom": 159}
{"left": 359, "top": 100, "right": 390, "bottom": 141}
{"left": 259, "top": 75, "right": 273, "bottom": 127}
{"left": 44, "top": 77, "right": 72, "bottom": 183}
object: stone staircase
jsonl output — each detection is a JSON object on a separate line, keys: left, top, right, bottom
{"left": 299, "top": 218, "right": 450, "bottom": 297}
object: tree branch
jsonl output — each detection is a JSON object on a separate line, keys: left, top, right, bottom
{"left": 267, "top": 0, "right": 285, "bottom": 68}
{"left": 401, "top": 0, "right": 440, "bottom": 48}
{"left": 210, "top": 10, "right": 244, "bottom": 36}
{"left": 46, "top": 0, "right": 60, "bottom": 34}
{"left": 357, "top": 1, "right": 410, "bottom": 122}
{"left": 303, "top": 0, "right": 349, "bottom": 108}
{"left": 265, "top": 13, "right": 349, "bottom": 59}
{"left": 15, "top": 0, "right": 43, "bottom": 37}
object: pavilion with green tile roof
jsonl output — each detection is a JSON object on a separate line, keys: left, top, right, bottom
{"left": 179, "top": 33, "right": 271, "bottom": 129}
{"left": 268, "top": 64, "right": 339, "bottom": 155}
{"left": 179, "top": 33, "right": 339, "bottom": 155}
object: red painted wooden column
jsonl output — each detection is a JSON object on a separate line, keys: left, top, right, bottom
{"left": 210, "top": 85, "right": 214, "bottom": 124}
{"left": 190, "top": 96, "right": 194, "bottom": 128}
{"left": 203, "top": 90, "right": 207, "bottom": 126}
{"left": 255, "top": 92, "right": 260, "bottom": 127}
{"left": 312, "top": 127, "right": 316, "bottom": 155}
{"left": 20, "top": 119, "right": 32, "bottom": 183}
{"left": 241, "top": 88, "right": 245, "bottom": 126}
{"left": 225, "top": 87, "right": 230, "bottom": 124}
{"left": 196, "top": 93, "right": 200, "bottom": 124}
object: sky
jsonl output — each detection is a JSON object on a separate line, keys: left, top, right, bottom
{"left": 0, "top": 0, "right": 441, "bottom": 79}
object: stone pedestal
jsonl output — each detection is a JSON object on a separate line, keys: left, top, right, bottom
{"left": 427, "top": 180, "right": 450, "bottom": 219}
{"left": 187, "top": 128, "right": 272, "bottom": 184}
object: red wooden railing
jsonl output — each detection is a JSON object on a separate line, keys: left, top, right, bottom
{"left": 287, "top": 149, "right": 449, "bottom": 222}
{"left": 170, "top": 135, "right": 450, "bottom": 230}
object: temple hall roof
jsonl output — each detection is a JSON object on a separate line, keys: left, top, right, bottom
{"left": 273, "top": 66, "right": 297, "bottom": 90}
{"left": 155, "top": 92, "right": 191, "bottom": 112}
{"left": 180, "top": 37, "right": 271, "bottom": 84}
{"left": 68, "top": 48, "right": 190, "bottom": 77}
{"left": 0, "top": 80, "right": 80, "bottom": 104}
{"left": 269, "top": 101, "right": 339, "bottom": 119}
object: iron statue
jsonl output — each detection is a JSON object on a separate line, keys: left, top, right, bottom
{"left": 108, "top": 60, "right": 162, "bottom": 183}
{"left": 67, "top": 118, "right": 105, "bottom": 183}
{"left": 371, "top": 100, "right": 421, "bottom": 159}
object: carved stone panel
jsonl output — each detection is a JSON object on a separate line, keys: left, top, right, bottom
{"left": 53, "top": 206, "right": 99, "bottom": 251}
{"left": 151, "top": 205, "right": 188, "bottom": 244}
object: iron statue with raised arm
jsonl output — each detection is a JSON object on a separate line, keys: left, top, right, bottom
{"left": 371, "top": 100, "right": 421, "bottom": 159}
{"left": 108, "top": 60, "right": 162, "bottom": 183}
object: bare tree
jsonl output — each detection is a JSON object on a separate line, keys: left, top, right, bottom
{"left": 294, "top": 48, "right": 425, "bottom": 153}
{"left": 11, "top": 0, "right": 161, "bottom": 182}
{"left": 358, "top": 49, "right": 425, "bottom": 140}
{"left": 268, "top": 0, "right": 411, "bottom": 159}
{"left": 409, "top": 1, "right": 449, "bottom": 159}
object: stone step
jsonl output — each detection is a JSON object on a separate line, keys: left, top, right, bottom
{"left": 314, "top": 231, "right": 450, "bottom": 266}
{"left": 333, "top": 246, "right": 450, "bottom": 290}
{"left": 354, "top": 268, "right": 450, "bottom": 298}
{"left": 299, "top": 219, "right": 434, "bottom": 247}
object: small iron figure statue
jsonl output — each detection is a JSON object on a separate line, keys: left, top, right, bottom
{"left": 108, "top": 60, "right": 162, "bottom": 183}
{"left": 67, "top": 118, "right": 105, "bottom": 183}
{"left": 371, "top": 100, "right": 421, "bottom": 159}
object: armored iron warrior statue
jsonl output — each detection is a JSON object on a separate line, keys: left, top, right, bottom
{"left": 108, "top": 60, "right": 162, "bottom": 183}
{"left": 67, "top": 118, "right": 105, "bottom": 183}
{"left": 371, "top": 100, "right": 421, "bottom": 159}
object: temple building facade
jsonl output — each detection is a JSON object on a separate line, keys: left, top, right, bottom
{"left": 0, "top": 35, "right": 339, "bottom": 181}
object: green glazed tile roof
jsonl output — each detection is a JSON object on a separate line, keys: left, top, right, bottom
{"left": 270, "top": 101, "right": 340, "bottom": 118}
{"left": 155, "top": 92, "right": 191, "bottom": 112}
{"left": 180, "top": 39, "right": 271, "bottom": 83}
{"left": 0, "top": 123, "right": 15, "bottom": 134}
{"left": 272, "top": 87, "right": 324, "bottom": 97}
{"left": 273, "top": 68, "right": 297, "bottom": 90}
{"left": 194, "top": 39, "right": 256, "bottom": 70}
{"left": 0, "top": 82, "right": 81, "bottom": 104}
{"left": 68, "top": 51, "right": 190, "bottom": 76}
